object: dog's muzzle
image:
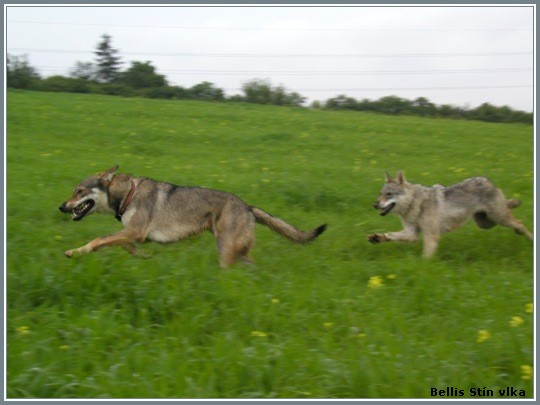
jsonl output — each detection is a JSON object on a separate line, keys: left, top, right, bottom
{"left": 373, "top": 201, "right": 396, "bottom": 216}
{"left": 59, "top": 199, "right": 95, "bottom": 221}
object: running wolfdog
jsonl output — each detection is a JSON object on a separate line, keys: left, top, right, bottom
{"left": 59, "top": 166, "right": 327, "bottom": 267}
{"left": 368, "top": 171, "right": 533, "bottom": 258}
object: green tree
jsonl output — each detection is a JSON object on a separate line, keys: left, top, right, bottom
{"left": 242, "top": 79, "right": 273, "bottom": 104}
{"left": 121, "top": 61, "right": 167, "bottom": 89}
{"left": 272, "top": 85, "right": 306, "bottom": 106}
{"left": 241, "top": 79, "right": 306, "bottom": 106}
{"left": 375, "top": 96, "right": 412, "bottom": 115}
{"left": 412, "top": 97, "right": 436, "bottom": 116}
{"left": 469, "top": 103, "right": 503, "bottom": 123}
{"left": 325, "top": 95, "right": 358, "bottom": 110}
{"left": 69, "top": 61, "right": 96, "bottom": 81}
{"left": 188, "top": 81, "right": 224, "bottom": 101}
{"left": 94, "top": 34, "right": 122, "bottom": 83}
{"left": 7, "top": 54, "right": 40, "bottom": 88}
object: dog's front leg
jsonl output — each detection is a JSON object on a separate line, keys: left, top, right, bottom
{"left": 421, "top": 232, "right": 440, "bottom": 259}
{"left": 368, "top": 226, "right": 419, "bottom": 245}
{"left": 64, "top": 231, "right": 143, "bottom": 258}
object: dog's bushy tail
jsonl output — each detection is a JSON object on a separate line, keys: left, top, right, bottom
{"left": 507, "top": 199, "right": 522, "bottom": 209}
{"left": 250, "top": 207, "right": 327, "bottom": 243}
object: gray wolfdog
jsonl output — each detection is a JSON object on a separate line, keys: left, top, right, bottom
{"left": 59, "top": 166, "right": 326, "bottom": 267}
{"left": 368, "top": 171, "right": 533, "bottom": 258}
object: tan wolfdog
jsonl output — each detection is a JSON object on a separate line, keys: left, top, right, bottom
{"left": 59, "top": 166, "right": 327, "bottom": 267}
{"left": 368, "top": 171, "right": 533, "bottom": 258}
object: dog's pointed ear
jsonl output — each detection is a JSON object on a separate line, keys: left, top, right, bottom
{"left": 98, "top": 165, "right": 119, "bottom": 187}
{"left": 396, "top": 170, "right": 407, "bottom": 185}
{"left": 102, "top": 165, "right": 119, "bottom": 180}
{"left": 385, "top": 170, "right": 393, "bottom": 183}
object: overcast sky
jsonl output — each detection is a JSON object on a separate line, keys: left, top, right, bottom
{"left": 5, "top": 5, "right": 534, "bottom": 111}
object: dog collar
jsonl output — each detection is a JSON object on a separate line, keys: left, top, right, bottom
{"left": 115, "top": 179, "right": 137, "bottom": 221}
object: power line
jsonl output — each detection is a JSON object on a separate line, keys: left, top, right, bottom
{"left": 7, "top": 20, "right": 533, "bottom": 33}
{"left": 8, "top": 48, "right": 533, "bottom": 58}
{"left": 36, "top": 66, "right": 532, "bottom": 76}
{"left": 226, "top": 85, "right": 532, "bottom": 92}
{"left": 161, "top": 68, "right": 533, "bottom": 76}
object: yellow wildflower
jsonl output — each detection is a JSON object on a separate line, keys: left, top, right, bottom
{"left": 250, "top": 331, "right": 268, "bottom": 337}
{"left": 509, "top": 316, "right": 525, "bottom": 327}
{"left": 16, "top": 326, "right": 30, "bottom": 335}
{"left": 323, "top": 322, "right": 334, "bottom": 329}
{"left": 525, "top": 303, "right": 533, "bottom": 314}
{"left": 521, "top": 365, "right": 533, "bottom": 380}
{"left": 477, "top": 330, "right": 491, "bottom": 343}
{"left": 368, "top": 276, "right": 384, "bottom": 288}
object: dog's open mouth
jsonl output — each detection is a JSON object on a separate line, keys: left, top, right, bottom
{"left": 379, "top": 202, "right": 396, "bottom": 216}
{"left": 72, "top": 200, "right": 95, "bottom": 221}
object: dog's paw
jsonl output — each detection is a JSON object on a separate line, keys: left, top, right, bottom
{"left": 368, "top": 233, "right": 385, "bottom": 244}
{"left": 64, "top": 249, "right": 75, "bottom": 258}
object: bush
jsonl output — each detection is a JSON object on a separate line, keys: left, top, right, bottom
{"left": 188, "top": 82, "right": 225, "bottom": 101}
{"left": 92, "top": 83, "right": 136, "bottom": 97}
{"left": 241, "top": 79, "right": 305, "bottom": 106}
{"left": 31, "top": 76, "right": 90, "bottom": 93}
{"left": 141, "top": 86, "right": 190, "bottom": 100}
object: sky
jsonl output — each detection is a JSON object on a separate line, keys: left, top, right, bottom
{"left": 5, "top": 5, "right": 535, "bottom": 112}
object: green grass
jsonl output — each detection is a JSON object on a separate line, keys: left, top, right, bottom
{"left": 7, "top": 90, "right": 534, "bottom": 399}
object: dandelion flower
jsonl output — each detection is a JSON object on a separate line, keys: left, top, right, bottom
{"left": 521, "top": 365, "right": 533, "bottom": 380}
{"left": 509, "top": 316, "right": 525, "bottom": 327}
{"left": 16, "top": 326, "right": 30, "bottom": 335}
{"left": 477, "top": 330, "right": 491, "bottom": 343}
{"left": 323, "top": 322, "right": 334, "bottom": 329}
{"left": 525, "top": 303, "right": 533, "bottom": 314}
{"left": 271, "top": 298, "right": 280, "bottom": 304}
{"left": 250, "top": 331, "right": 268, "bottom": 337}
{"left": 368, "top": 276, "right": 384, "bottom": 289}
{"left": 386, "top": 274, "right": 397, "bottom": 279}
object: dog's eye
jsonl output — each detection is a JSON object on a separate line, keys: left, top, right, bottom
{"left": 385, "top": 192, "right": 392, "bottom": 197}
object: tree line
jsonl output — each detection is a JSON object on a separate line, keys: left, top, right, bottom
{"left": 320, "top": 94, "right": 533, "bottom": 124}
{"left": 7, "top": 34, "right": 533, "bottom": 125}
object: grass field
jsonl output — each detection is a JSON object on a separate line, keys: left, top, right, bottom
{"left": 6, "top": 90, "right": 534, "bottom": 399}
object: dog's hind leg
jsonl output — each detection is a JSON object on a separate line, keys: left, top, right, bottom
{"left": 494, "top": 211, "right": 533, "bottom": 241}
{"left": 483, "top": 199, "right": 533, "bottom": 241}
{"left": 215, "top": 227, "right": 255, "bottom": 268}
{"left": 217, "top": 236, "right": 254, "bottom": 268}
{"left": 214, "top": 208, "right": 256, "bottom": 268}
{"left": 481, "top": 192, "right": 533, "bottom": 241}
{"left": 484, "top": 200, "right": 534, "bottom": 241}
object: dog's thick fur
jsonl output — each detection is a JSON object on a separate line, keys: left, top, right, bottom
{"left": 368, "top": 171, "right": 533, "bottom": 258}
{"left": 59, "top": 166, "right": 326, "bottom": 267}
